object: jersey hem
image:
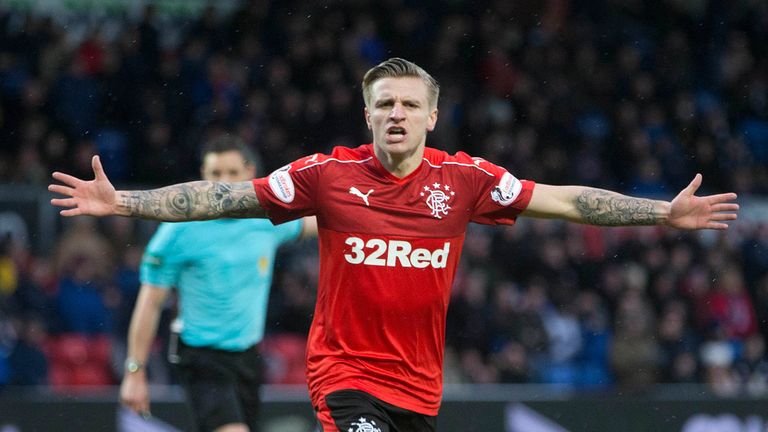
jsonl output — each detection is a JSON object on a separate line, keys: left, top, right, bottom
{"left": 314, "top": 382, "right": 440, "bottom": 416}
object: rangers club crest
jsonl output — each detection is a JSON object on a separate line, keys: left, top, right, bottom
{"left": 420, "top": 183, "right": 455, "bottom": 219}
{"left": 348, "top": 417, "right": 382, "bottom": 432}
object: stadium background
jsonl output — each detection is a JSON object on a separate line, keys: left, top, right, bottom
{"left": 0, "top": 0, "right": 767, "bottom": 431}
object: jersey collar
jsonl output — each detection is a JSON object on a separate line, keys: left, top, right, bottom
{"left": 366, "top": 144, "right": 426, "bottom": 184}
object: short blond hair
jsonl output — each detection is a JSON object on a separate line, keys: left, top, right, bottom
{"left": 361, "top": 58, "right": 440, "bottom": 109}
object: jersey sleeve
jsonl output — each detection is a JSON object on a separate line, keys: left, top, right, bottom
{"left": 466, "top": 156, "right": 535, "bottom": 225}
{"left": 252, "top": 154, "right": 321, "bottom": 225}
{"left": 139, "top": 222, "right": 185, "bottom": 288}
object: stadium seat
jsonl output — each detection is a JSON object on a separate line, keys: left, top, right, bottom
{"left": 46, "top": 333, "right": 114, "bottom": 387}
{"left": 50, "top": 333, "right": 89, "bottom": 366}
{"left": 261, "top": 334, "right": 307, "bottom": 384}
{"left": 71, "top": 361, "right": 112, "bottom": 386}
{"left": 48, "top": 363, "right": 72, "bottom": 387}
{"left": 89, "top": 334, "right": 113, "bottom": 366}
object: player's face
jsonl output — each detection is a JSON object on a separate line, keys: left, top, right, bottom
{"left": 201, "top": 150, "right": 256, "bottom": 182}
{"left": 365, "top": 77, "right": 438, "bottom": 158}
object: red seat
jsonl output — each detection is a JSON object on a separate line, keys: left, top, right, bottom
{"left": 48, "top": 363, "right": 72, "bottom": 387}
{"left": 50, "top": 333, "right": 89, "bottom": 366}
{"left": 261, "top": 334, "right": 307, "bottom": 384}
{"left": 46, "top": 333, "right": 114, "bottom": 387}
{"left": 72, "top": 361, "right": 113, "bottom": 386}
{"left": 89, "top": 334, "right": 112, "bottom": 365}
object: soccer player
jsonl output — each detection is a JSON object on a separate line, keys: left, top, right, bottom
{"left": 118, "top": 136, "right": 317, "bottom": 432}
{"left": 50, "top": 58, "right": 738, "bottom": 432}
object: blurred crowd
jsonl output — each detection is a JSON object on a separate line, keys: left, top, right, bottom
{"left": 0, "top": 0, "right": 767, "bottom": 397}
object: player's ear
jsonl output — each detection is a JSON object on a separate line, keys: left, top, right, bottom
{"left": 426, "top": 108, "right": 438, "bottom": 132}
{"left": 364, "top": 107, "right": 372, "bottom": 130}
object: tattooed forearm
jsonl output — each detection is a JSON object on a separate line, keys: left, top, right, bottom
{"left": 117, "top": 181, "right": 266, "bottom": 221}
{"left": 207, "top": 182, "right": 265, "bottom": 218}
{"left": 575, "top": 189, "right": 660, "bottom": 226}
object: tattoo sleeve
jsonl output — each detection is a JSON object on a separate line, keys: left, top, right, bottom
{"left": 117, "top": 181, "right": 266, "bottom": 221}
{"left": 575, "top": 188, "right": 660, "bottom": 226}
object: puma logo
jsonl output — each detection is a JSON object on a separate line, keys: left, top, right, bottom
{"left": 349, "top": 187, "right": 373, "bottom": 206}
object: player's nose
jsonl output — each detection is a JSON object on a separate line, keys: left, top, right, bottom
{"left": 389, "top": 102, "right": 406, "bottom": 120}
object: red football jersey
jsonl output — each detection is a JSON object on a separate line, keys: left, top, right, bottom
{"left": 252, "top": 144, "right": 535, "bottom": 415}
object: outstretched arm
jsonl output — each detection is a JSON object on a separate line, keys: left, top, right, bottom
{"left": 49, "top": 156, "right": 266, "bottom": 221}
{"left": 522, "top": 174, "right": 738, "bottom": 230}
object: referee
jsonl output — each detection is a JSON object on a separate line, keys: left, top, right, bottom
{"left": 119, "top": 136, "right": 317, "bottom": 432}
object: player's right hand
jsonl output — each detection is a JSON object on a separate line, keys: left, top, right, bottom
{"left": 120, "top": 372, "right": 151, "bottom": 417}
{"left": 49, "top": 155, "right": 118, "bottom": 217}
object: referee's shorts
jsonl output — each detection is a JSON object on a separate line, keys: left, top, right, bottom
{"left": 176, "top": 340, "right": 265, "bottom": 432}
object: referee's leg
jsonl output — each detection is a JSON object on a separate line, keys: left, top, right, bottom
{"left": 177, "top": 344, "right": 251, "bottom": 432}
{"left": 183, "top": 374, "right": 250, "bottom": 432}
{"left": 237, "top": 346, "right": 265, "bottom": 432}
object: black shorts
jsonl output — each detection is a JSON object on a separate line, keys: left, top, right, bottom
{"left": 315, "top": 389, "right": 437, "bottom": 432}
{"left": 176, "top": 340, "right": 265, "bottom": 432}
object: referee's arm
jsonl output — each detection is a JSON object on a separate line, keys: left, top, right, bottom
{"left": 119, "top": 284, "right": 170, "bottom": 416}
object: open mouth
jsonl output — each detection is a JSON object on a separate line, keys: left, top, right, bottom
{"left": 385, "top": 126, "right": 407, "bottom": 142}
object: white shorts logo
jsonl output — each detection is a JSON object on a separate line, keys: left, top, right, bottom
{"left": 491, "top": 172, "right": 522, "bottom": 206}
{"left": 268, "top": 165, "right": 295, "bottom": 203}
{"left": 349, "top": 417, "right": 382, "bottom": 432}
{"left": 344, "top": 237, "right": 450, "bottom": 268}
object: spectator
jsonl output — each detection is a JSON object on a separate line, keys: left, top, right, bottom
{"left": 733, "top": 334, "right": 768, "bottom": 396}
{"left": 610, "top": 290, "right": 660, "bottom": 392}
{"left": 702, "top": 264, "right": 758, "bottom": 340}
{"left": 657, "top": 300, "right": 700, "bottom": 383}
{"left": 700, "top": 339, "right": 740, "bottom": 396}
{"left": 8, "top": 315, "right": 48, "bottom": 385}
{"left": 52, "top": 219, "right": 114, "bottom": 335}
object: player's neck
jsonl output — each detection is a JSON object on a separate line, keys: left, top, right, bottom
{"left": 374, "top": 144, "right": 425, "bottom": 178}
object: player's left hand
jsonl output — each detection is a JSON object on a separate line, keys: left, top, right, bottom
{"left": 667, "top": 174, "right": 739, "bottom": 230}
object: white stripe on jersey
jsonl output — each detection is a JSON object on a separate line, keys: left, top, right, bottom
{"left": 293, "top": 153, "right": 496, "bottom": 177}
{"left": 295, "top": 156, "right": 374, "bottom": 172}
{"left": 423, "top": 159, "right": 495, "bottom": 177}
